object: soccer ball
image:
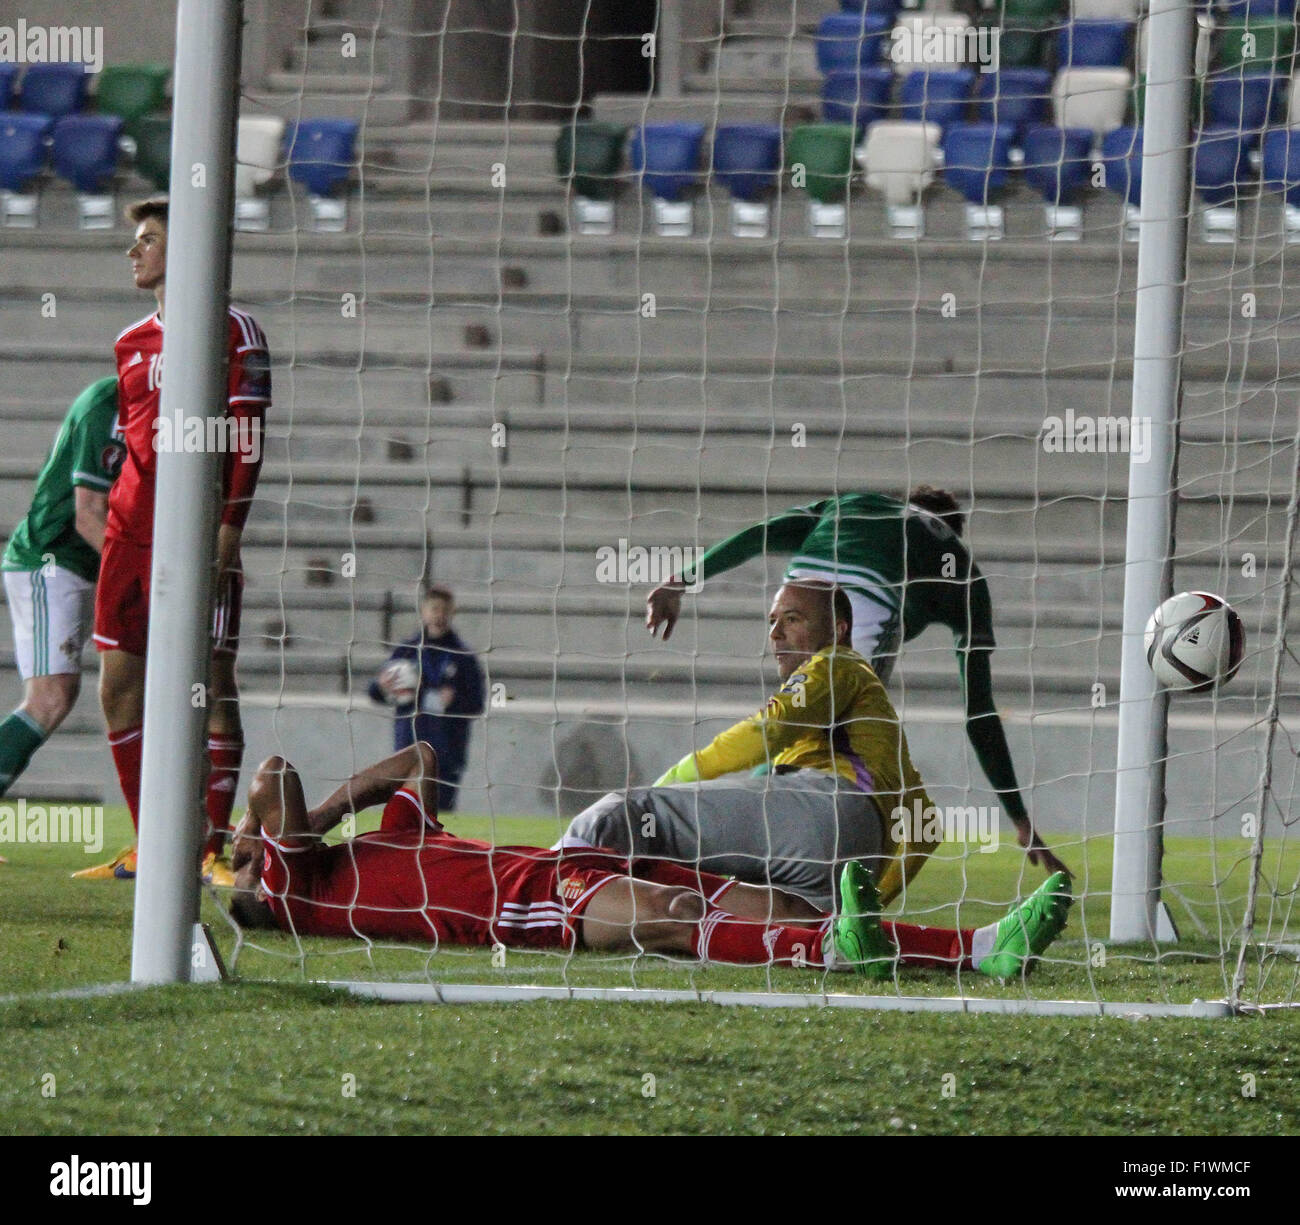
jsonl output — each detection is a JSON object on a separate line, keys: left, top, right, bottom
{"left": 379, "top": 658, "right": 419, "bottom": 704}
{"left": 1144, "top": 591, "right": 1244, "bottom": 693}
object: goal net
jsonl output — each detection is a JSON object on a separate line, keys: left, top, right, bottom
{"left": 176, "top": 0, "right": 1300, "bottom": 1015}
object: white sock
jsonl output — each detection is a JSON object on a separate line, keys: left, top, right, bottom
{"left": 969, "top": 920, "right": 999, "bottom": 968}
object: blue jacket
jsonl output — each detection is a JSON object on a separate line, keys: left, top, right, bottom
{"left": 369, "top": 628, "right": 485, "bottom": 770}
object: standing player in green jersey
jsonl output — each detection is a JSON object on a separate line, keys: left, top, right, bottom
{"left": 0, "top": 377, "right": 124, "bottom": 807}
{"left": 645, "top": 485, "right": 1069, "bottom": 878}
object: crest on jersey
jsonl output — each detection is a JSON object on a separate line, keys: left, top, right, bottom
{"left": 101, "top": 438, "right": 127, "bottom": 480}
{"left": 560, "top": 876, "right": 586, "bottom": 903}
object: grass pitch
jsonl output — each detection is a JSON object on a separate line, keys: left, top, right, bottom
{"left": 1, "top": 805, "right": 1298, "bottom": 1135}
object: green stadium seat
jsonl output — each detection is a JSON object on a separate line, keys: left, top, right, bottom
{"left": 133, "top": 111, "right": 171, "bottom": 190}
{"left": 96, "top": 64, "right": 170, "bottom": 137}
{"left": 555, "top": 120, "right": 625, "bottom": 234}
{"left": 1213, "top": 18, "right": 1296, "bottom": 74}
{"left": 785, "top": 123, "right": 856, "bottom": 236}
{"left": 982, "top": 16, "right": 1055, "bottom": 69}
{"left": 998, "top": 0, "right": 1066, "bottom": 20}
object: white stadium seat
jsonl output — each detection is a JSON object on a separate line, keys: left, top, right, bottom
{"left": 889, "top": 13, "right": 974, "bottom": 74}
{"left": 235, "top": 114, "right": 285, "bottom": 232}
{"left": 1072, "top": 0, "right": 1141, "bottom": 20}
{"left": 1052, "top": 67, "right": 1133, "bottom": 137}
{"left": 858, "top": 119, "right": 942, "bottom": 237}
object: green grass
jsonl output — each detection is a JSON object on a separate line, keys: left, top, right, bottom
{"left": 2, "top": 805, "right": 1299, "bottom": 1134}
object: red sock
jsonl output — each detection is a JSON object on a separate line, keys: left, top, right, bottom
{"left": 884, "top": 920, "right": 976, "bottom": 970}
{"left": 204, "top": 733, "right": 244, "bottom": 858}
{"left": 108, "top": 724, "right": 143, "bottom": 834}
{"left": 692, "top": 908, "right": 830, "bottom": 968}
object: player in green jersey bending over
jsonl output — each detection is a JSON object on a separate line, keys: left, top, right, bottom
{"left": 645, "top": 486, "right": 1068, "bottom": 879}
{"left": 0, "top": 378, "right": 123, "bottom": 816}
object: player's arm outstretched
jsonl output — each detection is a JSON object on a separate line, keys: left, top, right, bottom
{"left": 646, "top": 503, "right": 823, "bottom": 639}
{"left": 957, "top": 582, "right": 1070, "bottom": 877}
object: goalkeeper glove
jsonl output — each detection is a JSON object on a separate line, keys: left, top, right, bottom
{"left": 654, "top": 753, "right": 701, "bottom": 786}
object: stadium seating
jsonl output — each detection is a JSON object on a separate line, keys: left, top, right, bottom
{"left": 1260, "top": 124, "right": 1300, "bottom": 237}
{"left": 51, "top": 114, "right": 123, "bottom": 230}
{"left": 785, "top": 123, "right": 856, "bottom": 236}
{"left": 975, "top": 68, "right": 1053, "bottom": 145}
{"left": 0, "top": 62, "right": 18, "bottom": 109}
{"left": 839, "top": 0, "right": 901, "bottom": 14}
{"left": 555, "top": 120, "right": 626, "bottom": 235}
{"left": 1194, "top": 126, "right": 1252, "bottom": 241}
{"left": 1218, "top": 0, "right": 1297, "bottom": 13}
{"left": 1053, "top": 66, "right": 1132, "bottom": 135}
{"left": 1056, "top": 20, "right": 1133, "bottom": 68}
{"left": 900, "top": 68, "right": 975, "bottom": 129}
{"left": 1203, "top": 70, "right": 1282, "bottom": 142}
{"left": 0, "top": 112, "right": 51, "bottom": 227}
{"left": 287, "top": 117, "right": 360, "bottom": 232}
{"left": 889, "top": 13, "right": 973, "bottom": 74}
{"left": 711, "top": 123, "right": 782, "bottom": 237}
{"left": 629, "top": 122, "right": 704, "bottom": 235}
{"left": 822, "top": 67, "right": 895, "bottom": 131}
{"left": 1022, "top": 124, "right": 1093, "bottom": 238}
{"left": 943, "top": 122, "right": 1016, "bottom": 238}
{"left": 1100, "top": 124, "right": 1142, "bottom": 238}
{"left": 991, "top": 17, "right": 1055, "bottom": 69}
{"left": 95, "top": 64, "right": 170, "bottom": 138}
{"left": 132, "top": 112, "right": 171, "bottom": 190}
{"left": 1213, "top": 17, "right": 1296, "bottom": 73}
{"left": 858, "top": 119, "right": 941, "bottom": 237}
{"left": 235, "top": 114, "right": 286, "bottom": 232}
{"left": 815, "top": 12, "right": 892, "bottom": 76}
{"left": 19, "top": 62, "right": 88, "bottom": 118}
{"left": 1070, "top": 0, "right": 1140, "bottom": 17}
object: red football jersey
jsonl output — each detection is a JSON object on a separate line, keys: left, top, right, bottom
{"left": 110, "top": 307, "right": 270, "bottom": 545}
{"left": 256, "top": 788, "right": 737, "bottom": 950}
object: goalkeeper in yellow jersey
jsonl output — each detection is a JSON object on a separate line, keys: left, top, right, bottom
{"left": 563, "top": 580, "right": 946, "bottom": 911}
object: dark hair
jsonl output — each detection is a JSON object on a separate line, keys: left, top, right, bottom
{"left": 125, "top": 195, "right": 168, "bottom": 226}
{"left": 227, "top": 890, "right": 277, "bottom": 931}
{"left": 909, "top": 484, "right": 965, "bottom": 537}
{"left": 422, "top": 584, "right": 454, "bottom": 605}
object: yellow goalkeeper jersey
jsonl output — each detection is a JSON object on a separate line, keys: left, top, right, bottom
{"left": 674, "top": 647, "right": 939, "bottom": 904}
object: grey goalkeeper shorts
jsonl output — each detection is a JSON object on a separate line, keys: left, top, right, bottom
{"left": 562, "top": 768, "right": 884, "bottom": 914}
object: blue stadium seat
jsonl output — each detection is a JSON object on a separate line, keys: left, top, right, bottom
{"left": 629, "top": 122, "right": 704, "bottom": 201}
{"left": 943, "top": 121, "right": 1015, "bottom": 238}
{"left": 712, "top": 123, "right": 782, "bottom": 200}
{"left": 19, "top": 62, "right": 88, "bottom": 118}
{"left": 1022, "top": 125, "right": 1093, "bottom": 203}
{"left": 712, "top": 123, "right": 782, "bottom": 237}
{"left": 1218, "top": 0, "right": 1296, "bottom": 14}
{"left": 900, "top": 69, "right": 975, "bottom": 130}
{"left": 1101, "top": 125, "right": 1142, "bottom": 204}
{"left": 1057, "top": 20, "right": 1133, "bottom": 68}
{"left": 839, "top": 0, "right": 900, "bottom": 14}
{"left": 815, "top": 13, "right": 892, "bottom": 76}
{"left": 975, "top": 68, "right": 1052, "bottom": 144}
{"left": 1204, "top": 72, "right": 1281, "bottom": 141}
{"left": 1261, "top": 125, "right": 1300, "bottom": 206}
{"left": 0, "top": 62, "right": 19, "bottom": 110}
{"left": 287, "top": 117, "right": 359, "bottom": 230}
{"left": 630, "top": 122, "right": 705, "bottom": 234}
{"left": 0, "top": 112, "right": 50, "bottom": 191}
{"left": 943, "top": 122, "right": 1015, "bottom": 201}
{"left": 51, "top": 114, "right": 123, "bottom": 191}
{"left": 822, "top": 67, "right": 895, "bottom": 131}
{"left": 1194, "top": 126, "right": 1250, "bottom": 206}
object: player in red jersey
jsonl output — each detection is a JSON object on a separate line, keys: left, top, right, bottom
{"left": 227, "top": 743, "right": 1072, "bottom": 980}
{"left": 79, "top": 196, "right": 270, "bottom": 884}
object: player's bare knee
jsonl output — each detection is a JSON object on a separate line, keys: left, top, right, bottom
{"left": 665, "top": 888, "right": 706, "bottom": 925}
{"left": 414, "top": 740, "right": 438, "bottom": 777}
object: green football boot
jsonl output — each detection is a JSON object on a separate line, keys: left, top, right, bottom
{"left": 823, "top": 860, "right": 896, "bottom": 980}
{"left": 978, "top": 871, "right": 1073, "bottom": 979}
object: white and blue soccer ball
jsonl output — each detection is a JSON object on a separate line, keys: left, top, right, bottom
{"left": 1144, "top": 591, "right": 1244, "bottom": 693}
{"left": 379, "top": 658, "right": 419, "bottom": 703}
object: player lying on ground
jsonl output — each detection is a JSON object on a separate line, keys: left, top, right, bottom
{"left": 645, "top": 487, "right": 1066, "bottom": 877}
{"left": 0, "top": 378, "right": 123, "bottom": 832}
{"left": 567, "top": 580, "right": 1069, "bottom": 911}
{"left": 226, "top": 743, "right": 1072, "bottom": 979}
{"left": 78, "top": 195, "right": 272, "bottom": 884}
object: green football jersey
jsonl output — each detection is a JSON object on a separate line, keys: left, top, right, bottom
{"left": 681, "top": 492, "right": 995, "bottom": 649}
{"left": 2, "top": 377, "right": 124, "bottom": 583}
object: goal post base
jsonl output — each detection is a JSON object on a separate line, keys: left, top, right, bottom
{"left": 321, "top": 980, "right": 1236, "bottom": 1019}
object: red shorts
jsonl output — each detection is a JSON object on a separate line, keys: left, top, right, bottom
{"left": 93, "top": 533, "right": 242, "bottom": 658}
